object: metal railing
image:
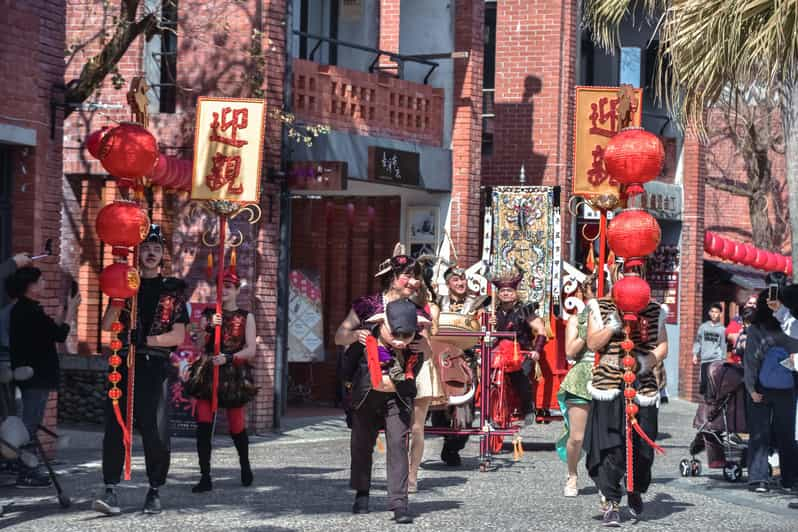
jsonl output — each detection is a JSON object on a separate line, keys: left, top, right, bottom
{"left": 292, "top": 30, "right": 439, "bottom": 84}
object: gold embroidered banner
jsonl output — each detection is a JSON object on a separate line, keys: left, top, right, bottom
{"left": 191, "top": 97, "right": 266, "bottom": 203}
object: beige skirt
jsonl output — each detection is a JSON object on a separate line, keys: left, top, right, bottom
{"left": 415, "top": 357, "right": 445, "bottom": 401}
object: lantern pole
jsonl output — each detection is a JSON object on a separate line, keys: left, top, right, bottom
{"left": 597, "top": 210, "right": 608, "bottom": 297}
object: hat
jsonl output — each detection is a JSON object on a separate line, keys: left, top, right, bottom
{"left": 144, "top": 224, "right": 165, "bottom": 245}
{"left": 444, "top": 266, "right": 466, "bottom": 281}
{"left": 223, "top": 266, "right": 241, "bottom": 287}
{"left": 491, "top": 264, "right": 523, "bottom": 290}
{"left": 375, "top": 243, "right": 417, "bottom": 278}
{"left": 366, "top": 298, "right": 431, "bottom": 333}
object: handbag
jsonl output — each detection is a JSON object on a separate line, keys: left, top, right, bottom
{"left": 184, "top": 357, "right": 214, "bottom": 400}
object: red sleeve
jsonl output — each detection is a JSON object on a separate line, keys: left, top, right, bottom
{"left": 725, "top": 321, "right": 742, "bottom": 336}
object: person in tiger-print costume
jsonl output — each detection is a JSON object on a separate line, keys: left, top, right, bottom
{"left": 583, "top": 295, "right": 668, "bottom": 526}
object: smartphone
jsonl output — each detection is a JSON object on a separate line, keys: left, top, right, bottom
{"left": 768, "top": 283, "right": 779, "bottom": 301}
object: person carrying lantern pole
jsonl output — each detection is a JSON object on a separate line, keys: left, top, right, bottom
{"left": 186, "top": 261, "right": 258, "bottom": 493}
{"left": 583, "top": 276, "right": 668, "bottom": 526}
{"left": 93, "top": 225, "right": 189, "bottom": 516}
{"left": 489, "top": 265, "right": 547, "bottom": 426}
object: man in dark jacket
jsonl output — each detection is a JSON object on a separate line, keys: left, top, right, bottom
{"left": 93, "top": 225, "right": 188, "bottom": 516}
{"left": 341, "top": 298, "right": 430, "bottom": 525}
{"left": 9, "top": 266, "right": 80, "bottom": 487}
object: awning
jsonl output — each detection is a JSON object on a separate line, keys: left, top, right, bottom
{"left": 705, "top": 260, "right": 767, "bottom": 290}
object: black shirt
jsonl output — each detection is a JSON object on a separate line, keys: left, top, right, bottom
{"left": 120, "top": 275, "right": 189, "bottom": 354}
{"left": 495, "top": 302, "right": 538, "bottom": 349}
{"left": 10, "top": 297, "right": 70, "bottom": 390}
{"left": 137, "top": 276, "right": 164, "bottom": 339}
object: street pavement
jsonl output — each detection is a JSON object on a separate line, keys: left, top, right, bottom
{"left": 1, "top": 398, "right": 796, "bottom": 531}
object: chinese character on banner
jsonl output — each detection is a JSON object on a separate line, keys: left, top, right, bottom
{"left": 573, "top": 87, "right": 643, "bottom": 198}
{"left": 191, "top": 97, "right": 266, "bottom": 203}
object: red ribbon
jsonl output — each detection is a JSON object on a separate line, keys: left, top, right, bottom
{"left": 365, "top": 336, "right": 382, "bottom": 389}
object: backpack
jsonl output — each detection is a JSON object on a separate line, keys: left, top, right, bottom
{"left": 758, "top": 342, "right": 795, "bottom": 390}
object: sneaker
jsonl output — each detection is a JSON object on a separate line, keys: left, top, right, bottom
{"left": 628, "top": 492, "right": 643, "bottom": 518}
{"left": 602, "top": 502, "right": 621, "bottom": 527}
{"left": 143, "top": 488, "right": 162, "bottom": 514}
{"left": 93, "top": 488, "right": 121, "bottom": 516}
{"left": 393, "top": 508, "right": 414, "bottom": 524}
{"left": 352, "top": 494, "right": 369, "bottom": 514}
{"left": 563, "top": 476, "right": 578, "bottom": 497}
{"left": 192, "top": 475, "right": 212, "bottom": 493}
{"left": 15, "top": 471, "right": 51, "bottom": 489}
{"left": 599, "top": 494, "right": 610, "bottom": 512}
{"left": 749, "top": 482, "right": 769, "bottom": 493}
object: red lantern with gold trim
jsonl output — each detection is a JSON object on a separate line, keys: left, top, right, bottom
{"left": 607, "top": 209, "right": 661, "bottom": 268}
{"left": 86, "top": 127, "right": 111, "bottom": 159}
{"left": 753, "top": 249, "right": 769, "bottom": 270}
{"left": 100, "top": 263, "right": 141, "bottom": 305}
{"left": 99, "top": 123, "right": 159, "bottom": 179}
{"left": 603, "top": 127, "right": 665, "bottom": 196}
{"left": 612, "top": 275, "right": 651, "bottom": 321}
{"left": 706, "top": 233, "right": 724, "bottom": 257}
{"left": 742, "top": 244, "right": 757, "bottom": 266}
{"left": 96, "top": 201, "right": 150, "bottom": 256}
{"left": 720, "top": 239, "right": 735, "bottom": 260}
{"left": 764, "top": 252, "right": 779, "bottom": 272}
{"left": 731, "top": 242, "right": 747, "bottom": 263}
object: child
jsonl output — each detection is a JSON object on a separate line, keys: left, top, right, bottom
{"left": 692, "top": 302, "right": 726, "bottom": 395}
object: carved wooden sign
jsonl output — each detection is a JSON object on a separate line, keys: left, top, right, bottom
{"left": 367, "top": 146, "right": 420, "bottom": 186}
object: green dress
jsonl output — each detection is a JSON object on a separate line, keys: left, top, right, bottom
{"left": 556, "top": 306, "right": 593, "bottom": 463}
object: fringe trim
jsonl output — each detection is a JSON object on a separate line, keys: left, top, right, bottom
{"left": 634, "top": 392, "right": 660, "bottom": 407}
{"left": 587, "top": 381, "right": 621, "bottom": 401}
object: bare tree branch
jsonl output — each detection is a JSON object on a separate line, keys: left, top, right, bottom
{"left": 706, "top": 175, "right": 754, "bottom": 197}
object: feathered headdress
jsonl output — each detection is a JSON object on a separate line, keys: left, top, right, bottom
{"left": 375, "top": 243, "right": 417, "bottom": 278}
{"left": 490, "top": 261, "right": 524, "bottom": 290}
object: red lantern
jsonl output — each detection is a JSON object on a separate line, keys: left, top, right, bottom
{"left": 612, "top": 275, "right": 651, "bottom": 320}
{"left": 100, "top": 263, "right": 141, "bottom": 303}
{"left": 108, "top": 354, "right": 123, "bottom": 367}
{"left": 765, "top": 252, "right": 779, "bottom": 272}
{"left": 96, "top": 201, "right": 150, "bottom": 255}
{"left": 720, "top": 239, "right": 735, "bottom": 260}
{"left": 149, "top": 153, "right": 168, "bottom": 182}
{"left": 731, "top": 242, "right": 747, "bottom": 263}
{"left": 86, "top": 127, "right": 111, "bottom": 159}
{"left": 706, "top": 234, "right": 724, "bottom": 257}
{"left": 703, "top": 231, "right": 714, "bottom": 251}
{"left": 99, "top": 123, "right": 159, "bottom": 180}
{"left": 607, "top": 209, "right": 661, "bottom": 267}
{"left": 603, "top": 127, "right": 665, "bottom": 196}
{"left": 753, "top": 249, "right": 769, "bottom": 269}
{"left": 624, "top": 387, "right": 638, "bottom": 399}
{"left": 742, "top": 244, "right": 757, "bottom": 266}
{"left": 623, "top": 372, "right": 636, "bottom": 384}
{"left": 774, "top": 254, "right": 787, "bottom": 273}
{"left": 626, "top": 403, "right": 639, "bottom": 416}
{"left": 108, "top": 388, "right": 123, "bottom": 401}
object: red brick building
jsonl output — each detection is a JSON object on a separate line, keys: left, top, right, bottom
{"left": 3, "top": 0, "right": 790, "bottom": 438}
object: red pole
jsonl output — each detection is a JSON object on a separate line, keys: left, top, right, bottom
{"left": 212, "top": 214, "right": 226, "bottom": 413}
{"left": 124, "top": 244, "right": 138, "bottom": 481}
{"left": 597, "top": 209, "right": 608, "bottom": 297}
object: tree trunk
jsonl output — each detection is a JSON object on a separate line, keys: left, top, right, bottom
{"left": 749, "top": 190, "right": 774, "bottom": 250}
{"left": 782, "top": 79, "right": 798, "bottom": 282}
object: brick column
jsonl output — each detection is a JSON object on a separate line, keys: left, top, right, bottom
{"left": 679, "top": 131, "right": 706, "bottom": 402}
{"left": 450, "top": 0, "right": 484, "bottom": 266}
{"left": 378, "top": 0, "right": 401, "bottom": 71}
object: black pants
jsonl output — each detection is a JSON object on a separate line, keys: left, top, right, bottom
{"left": 430, "top": 408, "right": 469, "bottom": 456}
{"left": 508, "top": 358, "right": 535, "bottom": 415}
{"left": 585, "top": 395, "right": 658, "bottom": 503}
{"left": 699, "top": 362, "right": 713, "bottom": 396}
{"left": 102, "top": 354, "right": 171, "bottom": 487}
{"left": 747, "top": 387, "right": 798, "bottom": 486}
{"left": 350, "top": 391, "right": 412, "bottom": 511}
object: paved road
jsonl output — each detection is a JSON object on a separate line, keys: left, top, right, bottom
{"left": 1, "top": 399, "right": 796, "bottom": 531}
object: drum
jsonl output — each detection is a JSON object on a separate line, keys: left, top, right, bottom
{"left": 432, "top": 311, "right": 482, "bottom": 350}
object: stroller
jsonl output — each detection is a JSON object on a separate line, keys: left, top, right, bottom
{"left": 681, "top": 360, "right": 749, "bottom": 482}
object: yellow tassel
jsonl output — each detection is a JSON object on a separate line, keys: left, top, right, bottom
{"left": 376, "top": 434, "right": 385, "bottom": 453}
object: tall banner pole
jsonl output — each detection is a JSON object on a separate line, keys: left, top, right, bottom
{"left": 212, "top": 214, "right": 226, "bottom": 414}
{"left": 597, "top": 209, "right": 608, "bottom": 297}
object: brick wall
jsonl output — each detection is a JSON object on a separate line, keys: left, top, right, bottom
{"left": 378, "top": 0, "right": 400, "bottom": 72}
{"left": 482, "top": 0, "right": 578, "bottom": 188}
{"left": 679, "top": 131, "right": 707, "bottom": 402}
{"left": 1, "top": 0, "right": 67, "bottom": 453}
{"left": 449, "top": 0, "right": 484, "bottom": 267}
{"left": 61, "top": 0, "right": 285, "bottom": 431}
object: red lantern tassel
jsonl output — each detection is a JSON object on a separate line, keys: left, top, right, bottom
{"left": 626, "top": 410, "right": 635, "bottom": 493}
{"left": 112, "top": 400, "right": 132, "bottom": 475}
{"left": 365, "top": 335, "right": 383, "bottom": 389}
{"left": 631, "top": 418, "right": 665, "bottom": 455}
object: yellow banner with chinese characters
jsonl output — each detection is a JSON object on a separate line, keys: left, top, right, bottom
{"left": 572, "top": 87, "right": 642, "bottom": 198}
{"left": 191, "top": 97, "right": 266, "bottom": 203}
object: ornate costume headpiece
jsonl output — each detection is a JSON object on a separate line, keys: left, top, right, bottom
{"left": 490, "top": 263, "right": 524, "bottom": 290}
{"left": 444, "top": 266, "right": 466, "bottom": 281}
{"left": 375, "top": 243, "right": 417, "bottom": 278}
{"left": 144, "top": 224, "right": 165, "bottom": 245}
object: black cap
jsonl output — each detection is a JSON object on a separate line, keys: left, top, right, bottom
{"left": 385, "top": 298, "right": 419, "bottom": 336}
{"left": 145, "top": 224, "right": 165, "bottom": 245}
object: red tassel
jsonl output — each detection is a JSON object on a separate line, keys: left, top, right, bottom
{"left": 112, "top": 400, "right": 132, "bottom": 475}
{"left": 405, "top": 354, "right": 419, "bottom": 379}
{"left": 631, "top": 418, "right": 665, "bottom": 455}
{"left": 365, "top": 335, "right": 382, "bottom": 389}
{"left": 626, "top": 411, "right": 634, "bottom": 493}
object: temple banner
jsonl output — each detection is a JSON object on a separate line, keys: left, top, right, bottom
{"left": 572, "top": 86, "right": 643, "bottom": 198}
{"left": 191, "top": 97, "right": 266, "bottom": 203}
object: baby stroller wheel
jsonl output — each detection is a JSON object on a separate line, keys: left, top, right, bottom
{"left": 723, "top": 463, "right": 742, "bottom": 482}
{"left": 690, "top": 459, "right": 702, "bottom": 476}
{"left": 679, "top": 459, "right": 691, "bottom": 477}
{"left": 58, "top": 494, "right": 71, "bottom": 508}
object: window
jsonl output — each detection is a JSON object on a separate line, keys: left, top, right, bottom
{"left": 620, "top": 47, "right": 641, "bottom": 88}
{"left": 481, "top": 1, "right": 497, "bottom": 156}
{"left": 145, "top": 0, "right": 178, "bottom": 114}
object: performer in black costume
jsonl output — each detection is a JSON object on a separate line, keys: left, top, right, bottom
{"left": 94, "top": 225, "right": 189, "bottom": 516}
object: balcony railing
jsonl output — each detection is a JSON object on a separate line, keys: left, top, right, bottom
{"left": 293, "top": 58, "right": 445, "bottom": 146}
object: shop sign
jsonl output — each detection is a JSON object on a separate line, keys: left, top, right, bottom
{"left": 288, "top": 161, "right": 347, "bottom": 191}
{"left": 191, "top": 97, "right": 266, "bottom": 203}
{"left": 642, "top": 181, "right": 682, "bottom": 220}
{"left": 367, "top": 146, "right": 420, "bottom": 186}
{"left": 572, "top": 86, "right": 643, "bottom": 198}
